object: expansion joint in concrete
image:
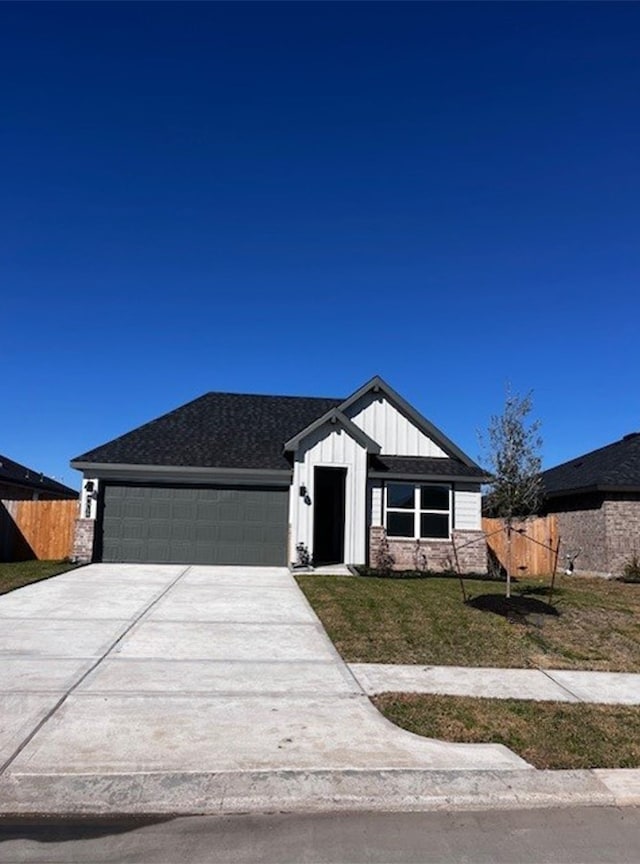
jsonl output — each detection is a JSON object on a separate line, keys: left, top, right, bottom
{"left": 0, "top": 565, "right": 192, "bottom": 778}
{"left": 536, "top": 667, "right": 584, "bottom": 703}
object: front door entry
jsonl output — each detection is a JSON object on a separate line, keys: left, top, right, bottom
{"left": 312, "top": 467, "right": 346, "bottom": 566}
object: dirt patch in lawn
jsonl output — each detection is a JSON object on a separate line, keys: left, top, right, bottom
{"left": 373, "top": 693, "right": 640, "bottom": 770}
{"left": 297, "top": 573, "right": 640, "bottom": 671}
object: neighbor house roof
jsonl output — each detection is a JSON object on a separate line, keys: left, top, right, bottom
{"left": 0, "top": 454, "right": 78, "bottom": 498}
{"left": 541, "top": 432, "right": 640, "bottom": 498}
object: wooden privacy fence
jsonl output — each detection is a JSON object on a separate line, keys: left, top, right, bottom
{"left": 0, "top": 499, "right": 78, "bottom": 561}
{"left": 482, "top": 515, "right": 559, "bottom": 577}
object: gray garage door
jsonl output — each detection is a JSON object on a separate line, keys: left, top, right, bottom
{"left": 100, "top": 484, "right": 289, "bottom": 565}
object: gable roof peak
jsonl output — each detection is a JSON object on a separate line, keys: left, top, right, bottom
{"left": 337, "top": 376, "right": 479, "bottom": 468}
{"left": 284, "top": 408, "right": 381, "bottom": 454}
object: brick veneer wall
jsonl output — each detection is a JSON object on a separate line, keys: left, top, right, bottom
{"left": 369, "top": 526, "right": 487, "bottom": 574}
{"left": 551, "top": 494, "right": 608, "bottom": 576}
{"left": 549, "top": 493, "right": 640, "bottom": 577}
{"left": 72, "top": 518, "right": 95, "bottom": 563}
{"left": 604, "top": 495, "right": 640, "bottom": 576}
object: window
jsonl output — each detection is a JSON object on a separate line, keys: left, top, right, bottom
{"left": 385, "top": 482, "right": 451, "bottom": 539}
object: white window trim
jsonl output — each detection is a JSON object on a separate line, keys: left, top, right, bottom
{"left": 384, "top": 482, "right": 452, "bottom": 541}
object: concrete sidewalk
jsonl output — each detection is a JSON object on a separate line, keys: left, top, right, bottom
{"left": 1, "top": 563, "right": 640, "bottom": 816}
{"left": 350, "top": 664, "right": 640, "bottom": 704}
{"left": 0, "top": 563, "right": 530, "bottom": 816}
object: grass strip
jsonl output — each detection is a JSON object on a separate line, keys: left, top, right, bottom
{"left": 374, "top": 692, "right": 640, "bottom": 769}
{"left": 0, "top": 560, "right": 78, "bottom": 595}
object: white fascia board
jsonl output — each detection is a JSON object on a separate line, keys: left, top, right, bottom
{"left": 284, "top": 409, "right": 381, "bottom": 454}
{"left": 338, "top": 375, "right": 479, "bottom": 468}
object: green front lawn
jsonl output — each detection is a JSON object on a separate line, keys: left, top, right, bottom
{"left": 296, "top": 572, "right": 640, "bottom": 672}
{"left": 374, "top": 694, "right": 640, "bottom": 769}
{"left": 298, "top": 572, "right": 640, "bottom": 768}
{"left": 0, "top": 560, "right": 78, "bottom": 595}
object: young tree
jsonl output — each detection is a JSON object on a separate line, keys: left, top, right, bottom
{"left": 483, "top": 389, "right": 543, "bottom": 597}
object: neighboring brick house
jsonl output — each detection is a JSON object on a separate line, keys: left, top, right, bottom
{"left": 0, "top": 454, "right": 78, "bottom": 501}
{"left": 71, "top": 376, "right": 489, "bottom": 571}
{"left": 540, "top": 433, "right": 640, "bottom": 577}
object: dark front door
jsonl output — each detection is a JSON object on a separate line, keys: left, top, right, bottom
{"left": 313, "top": 467, "right": 346, "bottom": 566}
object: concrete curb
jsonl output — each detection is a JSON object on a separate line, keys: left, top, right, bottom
{"left": 2, "top": 768, "right": 639, "bottom": 816}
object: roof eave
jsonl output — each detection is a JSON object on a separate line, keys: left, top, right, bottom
{"left": 545, "top": 483, "right": 640, "bottom": 499}
{"left": 70, "top": 462, "right": 292, "bottom": 486}
{"left": 0, "top": 477, "right": 78, "bottom": 497}
{"left": 369, "top": 470, "right": 489, "bottom": 483}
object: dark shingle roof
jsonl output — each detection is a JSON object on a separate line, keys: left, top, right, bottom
{"left": 72, "top": 392, "right": 343, "bottom": 471}
{"left": 370, "top": 456, "right": 488, "bottom": 481}
{"left": 541, "top": 433, "right": 640, "bottom": 498}
{"left": 0, "top": 454, "right": 78, "bottom": 497}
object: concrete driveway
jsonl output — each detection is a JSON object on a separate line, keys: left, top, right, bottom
{"left": 0, "top": 564, "right": 526, "bottom": 813}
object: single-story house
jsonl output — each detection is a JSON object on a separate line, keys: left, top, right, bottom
{"left": 70, "top": 376, "right": 489, "bottom": 571}
{"left": 540, "top": 432, "right": 640, "bottom": 577}
{"left": 0, "top": 454, "right": 78, "bottom": 501}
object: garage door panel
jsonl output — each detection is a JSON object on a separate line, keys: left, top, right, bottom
{"left": 120, "top": 519, "right": 147, "bottom": 541}
{"left": 145, "top": 539, "right": 170, "bottom": 559}
{"left": 171, "top": 502, "right": 196, "bottom": 520}
{"left": 118, "top": 539, "right": 148, "bottom": 559}
{"left": 101, "top": 484, "right": 288, "bottom": 565}
{"left": 241, "top": 523, "right": 271, "bottom": 543}
{"left": 148, "top": 501, "right": 171, "bottom": 519}
{"left": 197, "top": 501, "right": 222, "bottom": 521}
{"left": 123, "top": 500, "right": 146, "bottom": 519}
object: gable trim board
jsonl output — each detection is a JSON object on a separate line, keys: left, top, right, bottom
{"left": 71, "top": 377, "right": 488, "bottom": 571}
{"left": 284, "top": 409, "right": 381, "bottom": 454}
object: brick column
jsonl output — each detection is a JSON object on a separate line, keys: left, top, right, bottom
{"left": 72, "top": 518, "right": 95, "bottom": 563}
{"left": 369, "top": 526, "right": 385, "bottom": 567}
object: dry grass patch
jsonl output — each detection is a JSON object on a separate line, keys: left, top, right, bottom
{"left": 0, "top": 560, "right": 78, "bottom": 595}
{"left": 374, "top": 693, "right": 640, "bottom": 769}
{"left": 297, "top": 573, "right": 640, "bottom": 671}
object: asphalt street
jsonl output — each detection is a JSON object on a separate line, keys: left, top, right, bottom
{"left": 2, "top": 806, "right": 640, "bottom": 863}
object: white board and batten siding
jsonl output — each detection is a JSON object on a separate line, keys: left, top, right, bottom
{"left": 352, "top": 392, "right": 482, "bottom": 533}
{"left": 453, "top": 487, "right": 482, "bottom": 531}
{"left": 344, "top": 391, "right": 447, "bottom": 457}
{"left": 369, "top": 480, "right": 383, "bottom": 526}
{"left": 289, "top": 390, "right": 483, "bottom": 565}
{"left": 289, "top": 422, "right": 369, "bottom": 565}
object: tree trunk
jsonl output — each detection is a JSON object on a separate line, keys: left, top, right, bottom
{"left": 506, "top": 522, "right": 512, "bottom": 599}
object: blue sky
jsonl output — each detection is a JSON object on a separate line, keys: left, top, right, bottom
{"left": 2, "top": 2, "right": 639, "bottom": 490}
